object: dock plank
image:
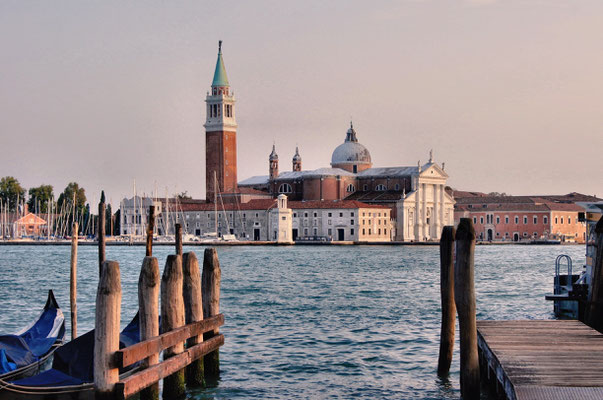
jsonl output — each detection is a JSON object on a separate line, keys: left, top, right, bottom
{"left": 477, "top": 320, "right": 603, "bottom": 400}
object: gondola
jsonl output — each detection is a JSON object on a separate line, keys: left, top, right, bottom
{"left": 0, "top": 290, "right": 66, "bottom": 382}
{"left": 0, "top": 313, "right": 140, "bottom": 400}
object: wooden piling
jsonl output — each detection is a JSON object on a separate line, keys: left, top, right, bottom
{"left": 175, "top": 223, "right": 183, "bottom": 256}
{"left": 437, "top": 225, "right": 456, "bottom": 376}
{"left": 586, "top": 217, "right": 603, "bottom": 331}
{"left": 98, "top": 191, "right": 106, "bottom": 275}
{"left": 146, "top": 205, "right": 155, "bottom": 257}
{"left": 454, "top": 218, "right": 480, "bottom": 400}
{"left": 161, "top": 254, "right": 186, "bottom": 399}
{"left": 94, "top": 260, "right": 121, "bottom": 399}
{"left": 202, "top": 248, "right": 221, "bottom": 379}
{"left": 139, "top": 256, "right": 160, "bottom": 400}
{"left": 70, "top": 222, "right": 78, "bottom": 340}
{"left": 183, "top": 252, "right": 205, "bottom": 387}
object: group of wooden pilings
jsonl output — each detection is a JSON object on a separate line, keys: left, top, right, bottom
{"left": 87, "top": 203, "right": 224, "bottom": 400}
{"left": 437, "top": 219, "right": 480, "bottom": 400}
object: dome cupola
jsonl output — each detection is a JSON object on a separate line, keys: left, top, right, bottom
{"left": 330, "top": 122, "right": 372, "bottom": 173}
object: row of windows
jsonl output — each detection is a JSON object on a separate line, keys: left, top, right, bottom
{"left": 474, "top": 215, "right": 551, "bottom": 225}
{"left": 293, "top": 211, "right": 355, "bottom": 218}
{"left": 208, "top": 103, "right": 233, "bottom": 118}
{"left": 212, "top": 87, "right": 229, "bottom": 96}
{"left": 278, "top": 183, "right": 403, "bottom": 193}
{"left": 361, "top": 228, "right": 387, "bottom": 236}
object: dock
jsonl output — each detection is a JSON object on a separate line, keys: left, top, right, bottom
{"left": 477, "top": 319, "right": 603, "bottom": 400}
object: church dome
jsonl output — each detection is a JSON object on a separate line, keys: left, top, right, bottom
{"left": 330, "top": 123, "right": 372, "bottom": 168}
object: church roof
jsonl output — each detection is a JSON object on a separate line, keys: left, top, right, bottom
{"left": 212, "top": 41, "right": 229, "bottom": 87}
{"left": 239, "top": 175, "right": 270, "bottom": 186}
{"left": 277, "top": 168, "right": 355, "bottom": 180}
{"left": 357, "top": 166, "right": 418, "bottom": 177}
{"left": 331, "top": 122, "right": 372, "bottom": 166}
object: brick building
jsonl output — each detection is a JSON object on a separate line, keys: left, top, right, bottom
{"left": 453, "top": 192, "right": 600, "bottom": 243}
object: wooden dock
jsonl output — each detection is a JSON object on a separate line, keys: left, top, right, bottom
{"left": 477, "top": 319, "right": 603, "bottom": 400}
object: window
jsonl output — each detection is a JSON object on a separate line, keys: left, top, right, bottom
{"left": 533, "top": 216, "right": 538, "bottom": 224}
{"left": 496, "top": 216, "right": 500, "bottom": 224}
{"left": 350, "top": 220, "right": 354, "bottom": 225}
{"left": 480, "top": 217, "right": 484, "bottom": 224}
{"left": 328, "top": 220, "right": 332, "bottom": 225}
{"left": 375, "top": 184, "right": 386, "bottom": 191}
{"left": 555, "top": 217, "right": 558, "bottom": 224}
{"left": 351, "top": 212, "right": 354, "bottom": 217}
{"left": 395, "top": 184, "right": 400, "bottom": 191}
{"left": 533, "top": 232, "right": 538, "bottom": 237}
{"left": 313, "top": 212, "right": 317, "bottom": 217}
{"left": 313, "top": 228, "right": 317, "bottom": 235}
{"left": 473, "top": 217, "right": 477, "bottom": 224}
{"left": 544, "top": 216, "right": 548, "bottom": 224}
{"left": 346, "top": 184, "right": 355, "bottom": 193}
{"left": 293, "top": 213, "right": 297, "bottom": 217}
{"left": 304, "top": 228, "right": 308, "bottom": 235}
{"left": 369, "top": 229, "right": 372, "bottom": 235}
{"left": 363, "top": 184, "right": 368, "bottom": 191}
{"left": 378, "top": 229, "right": 381, "bottom": 235}
{"left": 515, "top": 216, "right": 519, "bottom": 224}
{"left": 505, "top": 216, "right": 509, "bottom": 224}
{"left": 281, "top": 216, "right": 286, "bottom": 220}
{"left": 561, "top": 217, "right": 564, "bottom": 224}
{"left": 362, "top": 228, "right": 365, "bottom": 235}
{"left": 255, "top": 213, "right": 259, "bottom": 218}
{"left": 523, "top": 216, "right": 527, "bottom": 224}
{"left": 384, "top": 228, "right": 387, "bottom": 235}
{"left": 328, "top": 229, "right": 332, "bottom": 235}
{"left": 351, "top": 228, "right": 355, "bottom": 235}
{"left": 328, "top": 212, "right": 332, "bottom": 217}
{"left": 304, "top": 212, "right": 308, "bottom": 217}
{"left": 568, "top": 217, "right": 571, "bottom": 224}
{"left": 339, "top": 212, "right": 343, "bottom": 217}
{"left": 278, "top": 183, "right": 292, "bottom": 193}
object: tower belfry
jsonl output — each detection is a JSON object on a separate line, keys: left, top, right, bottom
{"left": 205, "top": 41, "right": 238, "bottom": 202}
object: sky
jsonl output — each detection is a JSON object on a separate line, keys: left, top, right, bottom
{"left": 1, "top": 0, "right": 602, "bottom": 207}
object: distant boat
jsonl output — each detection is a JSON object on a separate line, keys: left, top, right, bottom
{"left": 0, "top": 290, "right": 65, "bottom": 382}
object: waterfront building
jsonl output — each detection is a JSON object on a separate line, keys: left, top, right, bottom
{"left": 453, "top": 192, "right": 600, "bottom": 243}
{"left": 119, "top": 195, "right": 391, "bottom": 242}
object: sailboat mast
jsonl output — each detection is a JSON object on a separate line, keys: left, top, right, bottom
{"left": 214, "top": 171, "right": 218, "bottom": 236}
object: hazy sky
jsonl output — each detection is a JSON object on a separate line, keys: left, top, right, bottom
{"left": 1, "top": 0, "right": 602, "bottom": 206}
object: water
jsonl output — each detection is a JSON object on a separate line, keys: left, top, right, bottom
{"left": 0, "top": 244, "right": 586, "bottom": 399}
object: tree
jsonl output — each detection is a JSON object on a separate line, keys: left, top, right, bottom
{"left": 57, "top": 182, "right": 87, "bottom": 214}
{"left": 28, "top": 185, "right": 54, "bottom": 214}
{"left": 0, "top": 176, "right": 26, "bottom": 211}
{"left": 113, "top": 209, "right": 121, "bottom": 236}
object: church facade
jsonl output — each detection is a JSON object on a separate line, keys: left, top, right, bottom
{"left": 206, "top": 42, "right": 454, "bottom": 241}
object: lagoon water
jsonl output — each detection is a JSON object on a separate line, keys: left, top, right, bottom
{"left": 0, "top": 244, "right": 586, "bottom": 399}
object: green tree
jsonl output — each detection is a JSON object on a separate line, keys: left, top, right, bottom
{"left": 113, "top": 209, "right": 121, "bottom": 236}
{"left": 176, "top": 191, "right": 192, "bottom": 199}
{"left": 28, "top": 184, "right": 54, "bottom": 214}
{"left": 57, "top": 182, "right": 87, "bottom": 214}
{"left": 0, "top": 176, "right": 26, "bottom": 211}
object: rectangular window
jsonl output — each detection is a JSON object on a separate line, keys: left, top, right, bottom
{"left": 480, "top": 217, "right": 484, "bottom": 224}
{"left": 351, "top": 228, "right": 355, "bottom": 235}
{"left": 362, "top": 228, "right": 365, "bottom": 235}
{"left": 328, "top": 220, "right": 332, "bottom": 225}
{"left": 496, "top": 216, "right": 500, "bottom": 224}
{"left": 293, "top": 213, "right": 296, "bottom": 217}
{"left": 544, "top": 216, "right": 548, "bottom": 224}
{"left": 328, "top": 229, "right": 332, "bottom": 235}
{"left": 555, "top": 217, "right": 558, "bottom": 224}
{"left": 304, "top": 212, "right": 308, "bottom": 217}
{"left": 350, "top": 220, "right": 354, "bottom": 225}
{"left": 255, "top": 213, "right": 259, "bottom": 218}
{"left": 339, "top": 212, "right": 343, "bottom": 217}
{"left": 314, "top": 212, "right": 317, "bottom": 217}
{"left": 561, "top": 217, "right": 564, "bottom": 224}
{"left": 384, "top": 228, "right": 387, "bottom": 235}
{"left": 369, "top": 229, "right": 372, "bottom": 235}
{"left": 533, "top": 216, "right": 537, "bottom": 224}
{"left": 473, "top": 217, "right": 477, "bottom": 224}
{"left": 328, "top": 212, "right": 332, "bottom": 217}
{"left": 523, "top": 216, "right": 527, "bottom": 224}
{"left": 281, "top": 216, "right": 286, "bottom": 220}
{"left": 378, "top": 229, "right": 381, "bottom": 235}
{"left": 515, "top": 216, "right": 519, "bottom": 224}
{"left": 568, "top": 217, "right": 571, "bottom": 224}
{"left": 505, "top": 216, "right": 509, "bottom": 224}
{"left": 351, "top": 212, "right": 355, "bottom": 217}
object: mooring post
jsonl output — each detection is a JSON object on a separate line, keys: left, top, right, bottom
{"left": 454, "top": 218, "right": 480, "bottom": 400}
{"left": 139, "top": 256, "right": 160, "bottom": 400}
{"left": 70, "top": 221, "right": 78, "bottom": 340}
{"left": 98, "top": 191, "right": 106, "bottom": 275}
{"left": 146, "top": 205, "right": 155, "bottom": 257}
{"left": 175, "top": 223, "right": 183, "bottom": 256}
{"left": 183, "top": 251, "right": 205, "bottom": 387}
{"left": 438, "top": 225, "right": 456, "bottom": 376}
{"left": 161, "top": 254, "right": 186, "bottom": 399}
{"left": 202, "top": 248, "right": 221, "bottom": 379}
{"left": 94, "top": 260, "right": 121, "bottom": 399}
{"left": 586, "top": 217, "right": 603, "bottom": 331}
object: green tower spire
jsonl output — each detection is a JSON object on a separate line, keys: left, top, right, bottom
{"left": 212, "top": 40, "right": 229, "bottom": 87}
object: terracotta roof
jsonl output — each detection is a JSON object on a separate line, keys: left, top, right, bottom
{"left": 345, "top": 190, "right": 404, "bottom": 202}
{"left": 455, "top": 202, "right": 584, "bottom": 212}
{"left": 289, "top": 200, "right": 389, "bottom": 210}
{"left": 164, "top": 198, "right": 389, "bottom": 212}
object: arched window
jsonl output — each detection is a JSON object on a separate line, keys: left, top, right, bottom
{"left": 375, "top": 184, "right": 386, "bottom": 191}
{"left": 363, "top": 184, "right": 368, "bottom": 191}
{"left": 346, "top": 184, "right": 356, "bottom": 193}
{"left": 278, "top": 183, "right": 292, "bottom": 193}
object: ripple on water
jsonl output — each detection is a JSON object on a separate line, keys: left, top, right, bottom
{"left": 0, "top": 244, "right": 584, "bottom": 399}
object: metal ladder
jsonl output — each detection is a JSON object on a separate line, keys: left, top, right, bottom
{"left": 555, "top": 254, "right": 573, "bottom": 294}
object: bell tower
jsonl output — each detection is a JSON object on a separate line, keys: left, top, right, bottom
{"left": 205, "top": 40, "right": 238, "bottom": 202}
{"left": 269, "top": 144, "right": 279, "bottom": 180}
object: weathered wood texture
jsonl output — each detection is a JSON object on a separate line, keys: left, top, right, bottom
{"left": 586, "top": 217, "right": 603, "bottom": 331}
{"left": 438, "top": 225, "right": 455, "bottom": 376}
{"left": 477, "top": 319, "right": 603, "bottom": 400}
{"left": 454, "top": 218, "right": 480, "bottom": 400}
{"left": 145, "top": 206, "right": 155, "bottom": 257}
{"left": 183, "top": 252, "right": 205, "bottom": 387}
{"left": 98, "top": 193, "right": 106, "bottom": 274}
{"left": 202, "top": 248, "right": 221, "bottom": 378}
{"left": 94, "top": 260, "right": 121, "bottom": 396}
{"left": 115, "top": 334, "right": 224, "bottom": 400}
{"left": 70, "top": 221, "right": 78, "bottom": 340}
{"left": 114, "top": 314, "right": 224, "bottom": 368}
{"left": 138, "top": 256, "right": 159, "bottom": 400}
{"left": 175, "top": 223, "right": 183, "bottom": 256}
{"left": 161, "top": 254, "right": 185, "bottom": 399}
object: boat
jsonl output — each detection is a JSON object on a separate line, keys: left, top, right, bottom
{"left": 545, "top": 201, "right": 603, "bottom": 318}
{"left": 0, "top": 290, "right": 65, "bottom": 382}
{"left": 0, "top": 313, "right": 141, "bottom": 400}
